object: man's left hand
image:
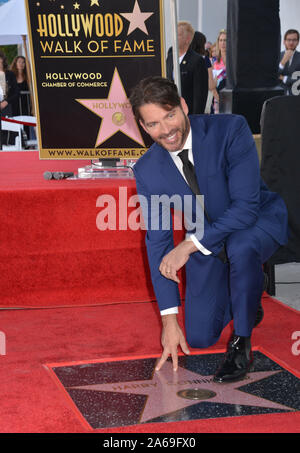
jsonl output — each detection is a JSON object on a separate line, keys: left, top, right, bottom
{"left": 159, "top": 240, "right": 197, "bottom": 283}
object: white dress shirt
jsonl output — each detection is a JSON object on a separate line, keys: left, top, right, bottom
{"left": 160, "top": 129, "right": 212, "bottom": 316}
{"left": 172, "top": 53, "right": 186, "bottom": 79}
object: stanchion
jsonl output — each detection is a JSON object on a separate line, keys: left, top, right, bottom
{"left": 0, "top": 116, "right": 37, "bottom": 150}
{"left": 0, "top": 116, "right": 2, "bottom": 151}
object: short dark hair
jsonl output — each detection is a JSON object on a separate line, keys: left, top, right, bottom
{"left": 191, "top": 31, "right": 206, "bottom": 56}
{"left": 284, "top": 29, "right": 299, "bottom": 41}
{"left": 129, "top": 76, "right": 181, "bottom": 123}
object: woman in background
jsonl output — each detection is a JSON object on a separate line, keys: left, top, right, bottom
{"left": 0, "top": 50, "right": 19, "bottom": 117}
{"left": 0, "top": 50, "right": 19, "bottom": 146}
{"left": 190, "top": 31, "right": 215, "bottom": 113}
{"left": 212, "top": 30, "right": 227, "bottom": 113}
{"left": 10, "top": 55, "right": 31, "bottom": 117}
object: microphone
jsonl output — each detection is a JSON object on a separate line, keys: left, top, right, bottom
{"left": 53, "top": 171, "right": 74, "bottom": 180}
{"left": 43, "top": 171, "right": 74, "bottom": 180}
{"left": 43, "top": 171, "right": 54, "bottom": 180}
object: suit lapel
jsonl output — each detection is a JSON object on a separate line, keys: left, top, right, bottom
{"left": 290, "top": 50, "right": 300, "bottom": 71}
{"left": 160, "top": 147, "right": 192, "bottom": 197}
{"left": 190, "top": 116, "right": 208, "bottom": 197}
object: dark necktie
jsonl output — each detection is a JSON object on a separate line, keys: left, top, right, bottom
{"left": 178, "top": 149, "right": 209, "bottom": 219}
{"left": 178, "top": 149, "right": 228, "bottom": 264}
{"left": 178, "top": 149, "right": 201, "bottom": 196}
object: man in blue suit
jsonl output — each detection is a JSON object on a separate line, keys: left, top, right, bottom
{"left": 129, "top": 77, "right": 288, "bottom": 383}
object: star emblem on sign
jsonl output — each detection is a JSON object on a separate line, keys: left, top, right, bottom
{"left": 120, "top": 0, "right": 154, "bottom": 36}
{"left": 68, "top": 360, "right": 295, "bottom": 423}
{"left": 76, "top": 68, "right": 145, "bottom": 148}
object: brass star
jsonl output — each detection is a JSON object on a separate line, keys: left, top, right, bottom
{"left": 73, "top": 2, "right": 80, "bottom": 9}
{"left": 90, "top": 0, "right": 100, "bottom": 6}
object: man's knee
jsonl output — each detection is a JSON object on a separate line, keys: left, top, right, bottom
{"left": 186, "top": 327, "right": 220, "bottom": 349}
{"left": 227, "top": 229, "right": 261, "bottom": 265}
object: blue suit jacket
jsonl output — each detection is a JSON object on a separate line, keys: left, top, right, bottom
{"left": 133, "top": 114, "right": 288, "bottom": 311}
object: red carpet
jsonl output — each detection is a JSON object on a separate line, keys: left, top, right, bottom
{"left": 0, "top": 152, "right": 187, "bottom": 309}
{"left": 0, "top": 152, "right": 160, "bottom": 308}
{"left": 1, "top": 152, "right": 299, "bottom": 433}
{"left": 0, "top": 294, "right": 299, "bottom": 433}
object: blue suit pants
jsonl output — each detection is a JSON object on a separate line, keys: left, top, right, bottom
{"left": 184, "top": 226, "right": 279, "bottom": 348}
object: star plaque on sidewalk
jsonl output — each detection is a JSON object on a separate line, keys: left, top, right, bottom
{"left": 48, "top": 351, "right": 300, "bottom": 429}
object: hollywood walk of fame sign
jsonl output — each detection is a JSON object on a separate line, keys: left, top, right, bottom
{"left": 47, "top": 351, "right": 300, "bottom": 430}
{"left": 25, "top": 0, "right": 165, "bottom": 159}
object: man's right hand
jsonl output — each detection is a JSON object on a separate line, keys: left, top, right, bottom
{"left": 281, "top": 50, "right": 294, "bottom": 66}
{"left": 155, "top": 314, "right": 190, "bottom": 372}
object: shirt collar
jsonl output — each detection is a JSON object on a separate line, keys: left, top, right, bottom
{"left": 179, "top": 52, "right": 186, "bottom": 64}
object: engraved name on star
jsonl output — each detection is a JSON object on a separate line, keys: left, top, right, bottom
{"left": 68, "top": 361, "right": 295, "bottom": 423}
{"left": 120, "top": 0, "right": 154, "bottom": 36}
{"left": 76, "top": 68, "right": 145, "bottom": 148}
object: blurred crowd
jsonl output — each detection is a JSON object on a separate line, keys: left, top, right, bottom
{"left": 0, "top": 23, "right": 299, "bottom": 147}
{"left": 167, "top": 22, "right": 300, "bottom": 116}
{"left": 195, "top": 28, "right": 227, "bottom": 114}
{"left": 167, "top": 23, "right": 227, "bottom": 116}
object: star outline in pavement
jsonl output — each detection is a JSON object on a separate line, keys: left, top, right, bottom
{"left": 68, "top": 360, "right": 296, "bottom": 424}
{"left": 120, "top": 0, "right": 154, "bottom": 36}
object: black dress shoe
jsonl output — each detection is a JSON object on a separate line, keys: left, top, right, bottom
{"left": 213, "top": 334, "right": 253, "bottom": 383}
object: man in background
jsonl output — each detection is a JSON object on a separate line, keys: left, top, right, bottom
{"left": 167, "top": 21, "right": 208, "bottom": 114}
{"left": 279, "top": 29, "right": 300, "bottom": 95}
